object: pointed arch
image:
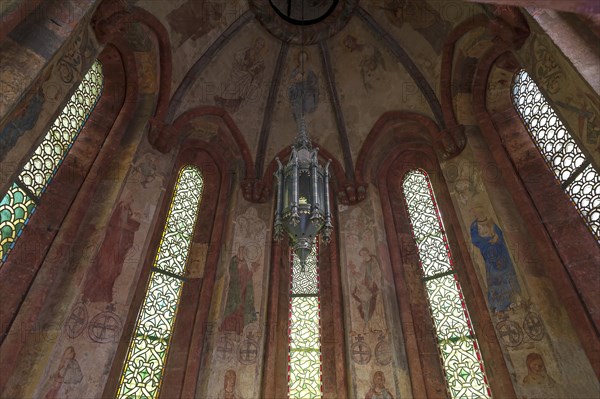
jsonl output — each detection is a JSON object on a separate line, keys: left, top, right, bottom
{"left": 0, "top": 39, "right": 139, "bottom": 393}
{"left": 262, "top": 219, "right": 347, "bottom": 398}
{"left": 116, "top": 165, "right": 204, "bottom": 398}
{"left": 373, "top": 117, "right": 515, "bottom": 398}
{"left": 511, "top": 69, "right": 599, "bottom": 241}
{"left": 401, "top": 168, "right": 491, "bottom": 398}
{"left": 471, "top": 49, "right": 600, "bottom": 373}
{"left": 102, "top": 138, "right": 231, "bottom": 398}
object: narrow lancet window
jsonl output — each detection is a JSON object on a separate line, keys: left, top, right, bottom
{"left": 0, "top": 60, "right": 103, "bottom": 263}
{"left": 512, "top": 69, "right": 600, "bottom": 241}
{"left": 116, "top": 166, "right": 203, "bottom": 398}
{"left": 402, "top": 169, "right": 492, "bottom": 399}
{"left": 288, "top": 241, "right": 322, "bottom": 398}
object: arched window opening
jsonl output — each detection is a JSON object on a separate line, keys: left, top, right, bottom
{"left": 402, "top": 169, "right": 491, "bottom": 399}
{"left": 288, "top": 240, "right": 322, "bottom": 398}
{"left": 0, "top": 60, "right": 104, "bottom": 264}
{"left": 116, "top": 166, "right": 203, "bottom": 399}
{"left": 512, "top": 69, "right": 600, "bottom": 242}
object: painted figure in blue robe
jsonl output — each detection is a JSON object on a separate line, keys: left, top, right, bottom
{"left": 288, "top": 51, "right": 319, "bottom": 121}
{"left": 0, "top": 89, "right": 44, "bottom": 160}
{"left": 471, "top": 218, "right": 521, "bottom": 312}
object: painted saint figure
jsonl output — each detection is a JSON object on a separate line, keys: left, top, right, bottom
{"left": 521, "top": 352, "right": 566, "bottom": 399}
{"left": 82, "top": 194, "right": 140, "bottom": 303}
{"left": 365, "top": 371, "right": 394, "bottom": 399}
{"left": 217, "top": 369, "right": 244, "bottom": 399}
{"left": 523, "top": 353, "right": 556, "bottom": 386}
{"left": 350, "top": 247, "right": 386, "bottom": 332}
{"left": 220, "top": 245, "right": 258, "bottom": 335}
{"left": 288, "top": 50, "right": 319, "bottom": 121}
{"left": 343, "top": 35, "right": 386, "bottom": 92}
{"left": 43, "top": 346, "right": 83, "bottom": 399}
{"left": 215, "top": 37, "right": 266, "bottom": 112}
{"left": 470, "top": 217, "right": 521, "bottom": 312}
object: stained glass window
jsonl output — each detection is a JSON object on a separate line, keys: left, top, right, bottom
{"left": 288, "top": 241, "right": 322, "bottom": 398}
{"left": 0, "top": 60, "right": 103, "bottom": 264}
{"left": 116, "top": 166, "right": 203, "bottom": 399}
{"left": 512, "top": 69, "right": 600, "bottom": 241}
{"left": 402, "top": 169, "right": 492, "bottom": 399}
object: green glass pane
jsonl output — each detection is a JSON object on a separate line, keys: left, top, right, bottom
{"left": 117, "top": 272, "right": 183, "bottom": 399}
{"left": 117, "top": 166, "right": 203, "bottom": 399}
{"left": 0, "top": 183, "right": 36, "bottom": 263}
{"left": 0, "top": 60, "right": 102, "bottom": 264}
{"left": 440, "top": 338, "right": 490, "bottom": 399}
{"left": 19, "top": 60, "right": 103, "bottom": 196}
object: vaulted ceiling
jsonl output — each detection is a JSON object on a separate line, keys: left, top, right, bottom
{"left": 122, "top": 0, "right": 492, "bottom": 200}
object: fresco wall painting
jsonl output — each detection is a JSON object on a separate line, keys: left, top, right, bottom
{"left": 201, "top": 190, "right": 270, "bottom": 399}
{"left": 25, "top": 136, "right": 172, "bottom": 399}
{"left": 339, "top": 190, "right": 411, "bottom": 399}
{"left": 443, "top": 140, "right": 598, "bottom": 398}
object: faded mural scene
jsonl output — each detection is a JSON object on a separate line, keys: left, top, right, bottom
{"left": 0, "top": 1, "right": 598, "bottom": 399}
{"left": 338, "top": 192, "right": 411, "bottom": 399}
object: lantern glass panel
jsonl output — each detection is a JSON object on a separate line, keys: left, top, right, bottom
{"left": 299, "top": 172, "right": 311, "bottom": 206}
{"left": 318, "top": 173, "right": 325, "bottom": 209}
{"left": 284, "top": 170, "right": 293, "bottom": 209}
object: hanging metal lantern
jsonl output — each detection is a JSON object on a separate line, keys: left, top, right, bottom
{"left": 274, "top": 118, "right": 332, "bottom": 269}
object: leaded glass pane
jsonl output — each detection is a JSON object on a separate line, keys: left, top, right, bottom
{"left": 289, "top": 242, "right": 321, "bottom": 399}
{"left": 19, "top": 60, "right": 103, "bottom": 196}
{"left": 153, "top": 167, "right": 203, "bottom": 276}
{"left": 402, "top": 169, "right": 491, "bottom": 399}
{"left": 512, "top": 69, "right": 600, "bottom": 242}
{"left": 425, "top": 274, "right": 471, "bottom": 342}
{"left": 291, "top": 243, "right": 318, "bottom": 295}
{"left": 0, "top": 61, "right": 102, "bottom": 264}
{"left": 290, "top": 296, "right": 321, "bottom": 349}
{"left": 289, "top": 296, "right": 321, "bottom": 399}
{"left": 117, "top": 166, "right": 203, "bottom": 399}
{"left": 117, "top": 272, "right": 183, "bottom": 398}
{"left": 403, "top": 170, "right": 452, "bottom": 277}
{"left": 440, "top": 338, "right": 490, "bottom": 399}
{"left": 289, "top": 348, "right": 322, "bottom": 398}
{"left": 0, "top": 183, "right": 36, "bottom": 262}
{"left": 512, "top": 70, "right": 586, "bottom": 183}
{"left": 565, "top": 163, "right": 600, "bottom": 239}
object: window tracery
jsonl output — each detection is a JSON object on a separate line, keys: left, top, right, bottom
{"left": 288, "top": 241, "right": 322, "bottom": 398}
{"left": 512, "top": 69, "right": 600, "bottom": 241}
{"left": 0, "top": 60, "right": 103, "bottom": 263}
{"left": 116, "top": 166, "right": 203, "bottom": 399}
{"left": 402, "top": 169, "right": 491, "bottom": 399}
